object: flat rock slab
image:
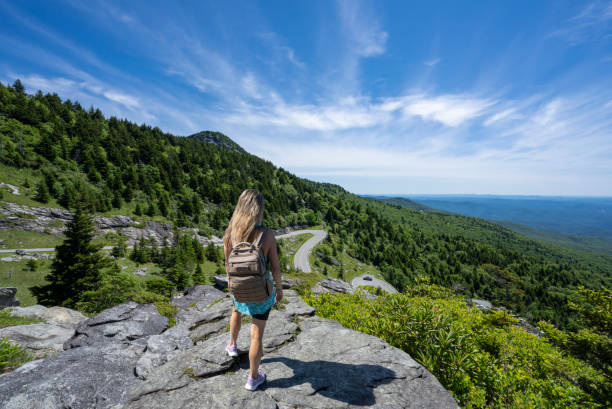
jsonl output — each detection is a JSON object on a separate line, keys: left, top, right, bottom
{"left": 9, "top": 305, "right": 87, "bottom": 329}
{"left": 280, "top": 290, "right": 315, "bottom": 318}
{"left": 64, "top": 301, "right": 168, "bottom": 349}
{"left": 126, "top": 315, "right": 459, "bottom": 409}
{"left": 0, "top": 343, "right": 144, "bottom": 409}
{"left": 0, "top": 323, "right": 75, "bottom": 358}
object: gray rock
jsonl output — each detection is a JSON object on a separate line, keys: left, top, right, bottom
{"left": 311, "top": 278, "right": 354, "bottom": 295}
{"left": 133, "top": 267, "right": 147, "bottom": 276}
{"left": 8, "top": 304, "right": 48, "bottom": 318}
{"left": 0, "top": 287, "right": 19, "bottom": 308}
{"left": 39, "top": 306, "right": 88, "bottom": 329}
{"left": 135, "top": 325, "right": 193, "bottom": 379}
{"left": 212, "top": 274, "right": 229, "bottom": 289}
{"left": 126, "top": 313, "right": 459, "bottom": 409}
{"left": 64, "top": 302, "right": 169, "bottom": 349}
{"left": 0, "top": 323, "right": 75, "bottom": 358}
{"left": 170, "top": 284, "right": 226, "bottom": 310}
{"left": 8, "top": 305, "right": 87, "bottom": 329}
{"left": 0, "top": 343, "right": 144, "bottom": 409}
{"left": 470, "top": 298, "right": 492, "bottom": 310}
{"left": 279, "top": 290, "right": 315, "bottom": 318}
{"left": 172, "top": 287, "right": 230, "bottom": 330}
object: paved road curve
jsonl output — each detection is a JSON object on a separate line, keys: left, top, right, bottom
{"left": 276, "top": 229, "right": 327, "bottom": 273}
{"left": 351, "top": 274, "right": 398, "bottom": 294}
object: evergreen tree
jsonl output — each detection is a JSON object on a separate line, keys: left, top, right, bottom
{"left": 33, "top": 181, "right": 49, "bottom": 203}
{"left": 205, "top": 241, "right": 218, "bottom": 262}
{"left": 193, "top": 264, "right": 206, "bottom": 284}
{"left": 30, "top": 202, "right": 111, "bottom": 307}
{"left": 134, "top": 202, "right": 142, "bottom": 216}
{"left": 111, "top": 231, "right": 127, "bottom": 258}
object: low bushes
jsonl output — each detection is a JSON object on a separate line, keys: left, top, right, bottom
{"left": 303, "top": 284, "right": 609, "bottom": 409}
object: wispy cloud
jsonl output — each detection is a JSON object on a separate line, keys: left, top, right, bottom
{"left": 337, "top": 0, "right": 388, "bottom": 57}
{"left": 550, "top": 1, "right": 612, "bottom": 45}
{"left": 424, "top": 58, "right": 440, "bottom": 67}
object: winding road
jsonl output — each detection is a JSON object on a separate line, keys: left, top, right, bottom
{"left": 351, "top": 275, "right": 398, "bottom": 294}
{"left": 275, "top": 229, "right": 327, "bottom": 273}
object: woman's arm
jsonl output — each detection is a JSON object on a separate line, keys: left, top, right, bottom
{"left": 265, "top": 230, "right": 283, "bottom": 301}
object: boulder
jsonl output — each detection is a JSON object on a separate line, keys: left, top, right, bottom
{"left": 64, "top": 302, "right": 169, "bottom": 349}
{"left": 0, "top": 342, "right": 144, "bottom": 409}
{"left": 170, "top": 284, "right": 226, "bottom": 310}
{"left": 8, "top": 304, "right": 48, "bottom": 318}
{"left": 0, "top": 287, "right": 20, "bottom": 308}
{"left": 311, "top": 278, "right": 354, "bottom": 295}
{"left": 8, "top": 305, "right": 87, "bottom": 329}
{"left": 0, "top": 323, "right": 75, "bottom": 358}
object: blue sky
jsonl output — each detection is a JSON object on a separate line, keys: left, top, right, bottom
{"left": 1, "top": 0, "right": 611, "bottom": 196}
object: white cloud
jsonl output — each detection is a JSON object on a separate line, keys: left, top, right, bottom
{"left": 399, "top": 95, "right": 495, "bottom": 126}
{"left": 103, "top": 91, "right": 140, "bottom": 109}
{"left": 337, "top": 0, "right": 388, "bottom": 57}
{"left": 424, "top": 58, "right": 440, "bottom": 67}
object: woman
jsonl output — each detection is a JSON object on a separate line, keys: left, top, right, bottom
{"left": 223, "top": 189, "right": 283, "bottom": 391}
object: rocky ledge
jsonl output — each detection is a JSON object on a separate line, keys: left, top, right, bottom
{"left": 0, "top": 284, "right": 459, "bottom": 409}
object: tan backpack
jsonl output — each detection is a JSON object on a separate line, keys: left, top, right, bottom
{"left": 226, "top": 228, "right": 273, "bottom": 303}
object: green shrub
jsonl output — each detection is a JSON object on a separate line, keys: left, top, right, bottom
{"left": 303, "top": 285, "right": 608, "bottom": 408}
{"left": 154, "top": 302, "right": 178, "bottom": 327}
{"left": 0, "top": 338, "right": 32, "bottom": 373}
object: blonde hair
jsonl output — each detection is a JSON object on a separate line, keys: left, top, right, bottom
{"left": 224, "top": 189, "right": 264, "bottom": 248}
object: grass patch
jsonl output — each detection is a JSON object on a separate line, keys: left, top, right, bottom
{"left": 273, "top": 296, "right": 289, "bottom": 311}
{"left": 0, "top": 338, "right": 34, "bottom": 374}
{"left": 0, "top": 309, "right": 44, "bottom": 328}
{"left": 0, "top": 229, "right": 63, "bottom": 248}
{"left": 0, "top": 259, "right": 51, "bottom": 306}
{"left": 153, "top": 301, "right": 178, "bottom": 327}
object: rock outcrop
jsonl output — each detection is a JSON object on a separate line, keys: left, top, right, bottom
{"left": 0, "top": 287, "right": 19, "bottom": 308}
{"left": 0, "top": 203, "right": 224, "bottom": 247}
{"left": 9, "top": 305, "right": 88, "bottom": 329}
{"left": 0, "top": 285, "right": 459, "bottom": 409}
{"left": 311, "top": 277, "right": 355, "bottom": 295}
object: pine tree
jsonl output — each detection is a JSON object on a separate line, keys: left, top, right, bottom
{"left": 205, "top": 241, "right": 218, "bottom": 262}
{"left": 193, "top": 264, "right": 206, "bottom": 284}
{"left": 33, "top": 181, "right": 49, "bottom": 203}
{"left": 111, "top": 231, "right": 127, "bottom": 258}
{"left": 30, "top": 202, "right": 111, "bottom": 307}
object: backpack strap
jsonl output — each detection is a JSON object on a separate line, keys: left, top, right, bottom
{"left": 252, "top": 227, "right": 266, "bottom": 249}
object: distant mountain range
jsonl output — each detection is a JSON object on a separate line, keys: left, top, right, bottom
{"left": 369, "top": 195, "right": 612, "bottom": 256}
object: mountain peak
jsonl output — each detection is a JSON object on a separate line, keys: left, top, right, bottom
{"left": 187, "top": 131, "right": 245, "bottom": 153}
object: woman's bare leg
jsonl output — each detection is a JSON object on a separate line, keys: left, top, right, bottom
{"left": 229, "top": 306, "right": 241, "bottom": 346}
{"left": 249, "top": 317, "right": 267, "bottom": 378}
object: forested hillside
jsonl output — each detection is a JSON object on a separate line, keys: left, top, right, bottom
{"left": 0, "top": 80, "right": 610, "bottom": 331}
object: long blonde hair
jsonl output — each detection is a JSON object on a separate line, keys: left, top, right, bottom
{"left": 224, "top": 189, "right": 264, "bottom": 248}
